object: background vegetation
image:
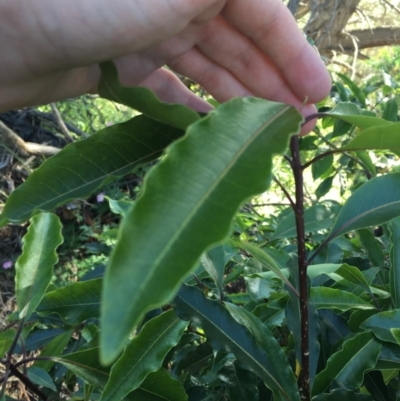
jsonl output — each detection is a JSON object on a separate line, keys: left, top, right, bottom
{"left": 1, "top": 1, "right": 400, "bottom": 401}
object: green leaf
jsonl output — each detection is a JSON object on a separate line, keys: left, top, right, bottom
{"left": 235, "top": 240, "right": 298, "bottom": 296}
{"left": 312, "top": 388, "right": 372, "bottom": 401}
{"left": 16, "top": 213, "right": 63, "bottom": 319}
{"left": 312, "top": 153, "right": 334, "bottom": 181}
{"left": 27, "top": 367, "right": 56, "bottom": 391}
{"left": 312, "top": 331, "right": 381, "bottom": 396}
{"left": 383, "top": 98, "right": 398, "bottom": 122}
{"left": 125, "top": 368, "right": 188, "bottom": 401}
{"left": 0, "top": 115, "right": 184, "bottom": 226}
{"left": 99, "top": 62, "right": 199, "bottom": 130}
{"left": 106, "top": 197, "right": 133, "bottom": 217}
{"left": 228, "top": 365, "right": 258, "bottom": 401}
{"left": 310, "top": 288, "right": 374, "bottom": 311}
{"left": 335, "top": 263, "right": 372, "bottom": 295}
{"left": 361, "top": 310, "right": 400, "bottom": 344}
{"left": 0, "top": 330, "right": 16, "bottom": 357}
{"left": 101, "top": 98, "right": 302, "bottom": 363}
{"left": 328, "top": 173, "right": 400, "bottom": 241}
{"left": 35, "top": 330, "right": 73, "bottom": 372}
{"left": 272, "top": 204, "right": 340, "bottom": 240}
{"left": 358, "top": 229, "right": 384, "bottom": 267}
{"left": 342, "top": 123, "right": 400, "bottom": 154}
{"left": 56, "top": 347, "right": 110, "bottom": 389}
{"left": 36, "top": 279, "right": 102, "bottom": 325}
{"left": 355, "top": 151, "right": 376, "bottom": 176}
{"left": 316, "top": 176, "right": 334, "bottom": 199}
{"left": 200, "top": 245, "right": 225, "bottom": 295}
{"left": 100, "top": 311, "right": 187, "bottom": 401}
{"left": 389, "top": 217, "right": 400, "bottom": 309}
{"left": 337, "top": 74, "right": 367, "bottom": 107}
{"left": 325, "top": 102, "right": 387, "bottom": 129}
{"left": 172, "top": 285, "right": 300, "bottom": 401}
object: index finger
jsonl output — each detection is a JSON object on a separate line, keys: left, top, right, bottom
{"left": 222, "top": 0, "right": 331, "bottom": 103}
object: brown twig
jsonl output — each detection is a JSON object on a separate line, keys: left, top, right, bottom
{"left": 50, "top": 103, "right": 74, "bottom": 143}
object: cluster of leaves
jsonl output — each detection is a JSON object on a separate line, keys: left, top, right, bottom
{"left": 1, "top": 62, "right": 400, "bottom": 401}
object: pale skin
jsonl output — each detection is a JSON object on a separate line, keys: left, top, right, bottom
{"left": 0, "top": 0, "right": 331, "bottom": 132}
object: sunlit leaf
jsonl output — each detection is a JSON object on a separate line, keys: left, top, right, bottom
{"left": 310, "top": 288, "right": 374, "bottom": 311}
{"left": 101, "top": 98, "right": 302, "bottom": 363}
{"left": 327, "top": 173, "right": 400, "bottom": 241}
{"left": 16, "top": 213, "right": 63, "bottom": 319}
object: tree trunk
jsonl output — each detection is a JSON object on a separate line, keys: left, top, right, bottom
{"left": 304, "top": 0, "right": 362, "bottom": 53}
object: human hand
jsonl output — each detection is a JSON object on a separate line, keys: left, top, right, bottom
{"left": 0, "top": 0, "right": 331, "bottom": 130}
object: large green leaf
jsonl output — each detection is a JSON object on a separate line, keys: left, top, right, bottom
{"left": 172, "top": 285, "right": 300, "bottom": 401}
{"left": 16, "top": 213, "right": 63, "bottom": 319}
{"left": 312, "top": 331, "right": 381, "bottom": 396}
{"left": 312, "top": 388, "right": 372, "bottom": 401}
{"left": 327, "top": 173, "right": 400, "bottom": 241}
{"left": 310, "top": 288, "right": 374, "bottom": 311}
{"left": 272, "top": 204, "right": 340, "bottom": 240}
{"left": 0, "top": 116, "right": 184, "bottom": 226}
{"left": 361, "top": 310, "right": 400, "bottom": 344}
{"left": 125, "top": 368, "right": 188, "bottom": 401}
{"left": 335, "top": 264, "right": 372, "bottom": 296}
{"left": 357, "top": 229, "right": 384, "bottom": 267}
{"left": 99, "top": 62, "right": 200, "bottom": 130}
{"left": 342, "top": 123, "right": 400, "bottom": 154}
{"left": 27, "top": 367, "right": 56, "bottom": 391}
{"left": 100, "top": 311, "right": 187, "bottom": 401}
{"left": 36, "top": 279, "right": 102, "bottom": 325}
{"left": 389, "top": 218, "right": 400, "bottom": 309}
{"left": 101, "top": 98, "right": 302, "bottom": 363}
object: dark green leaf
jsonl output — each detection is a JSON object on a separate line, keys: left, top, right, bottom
{"left": 312, "top": 331, "right": 381, "bottom": 396}
{"left": 172, "top": 285, "right": 300, "bottom": 401}
{"left": 124, "top": 368, "right": 188, "bottom": 401}
{"left": 335, "top": 263, "right": 372, "bottom": 295}
{"left": 389, "top": 217, "right": 400, "bottom": 309}
{"left": 101, "top": 98, "right": 302, "bottom": 363}
{"left": 383, "top": 98, "right": 398, "bottom": 122}
{"left": 316, "top": 176, "right": 334, "bottom": 199}
{"left": 16, "top": 213, "right": 63, "bottom": 319}
{"left": 312, "top": 388, "right": 372, "bottom": 401}
{"left": 200, "top": 245, "right": 225, "bottom": 295}
{"left": 27, "top": 367, "right": 56, "bottom": 391}
{"left": 312, "top": 153, "right": 334, "bottom": 181}
{"left": 361, "top": 310, "right": 400, "bottom": 344}
{"left": 328, "top": 173, "right": 400, "bottom": 241}
{"left": 36, "top": 279, "right": 101, "bottom": 325}
{"left": 228, "top": 365, "right": 258, "bottom": 401}
{"left": 100, "top": 311, "right": 187, "bottom": 401}
{"left": 35, "top": 330, "right": 73, "bottom": 372}
{"left": 363, "top": 370, "right": 392, "bottom": 401}
{"left": 358, "top": 229, "right": 384, "bottom": 267}
{"left": 99, "top": 62, "right": 199, "bottom": 130}
{"left": 0, "top": 116, "right": 184, "bottom": 226}
{"left": 310, "top": 288, "right": 374, "bottom": 311}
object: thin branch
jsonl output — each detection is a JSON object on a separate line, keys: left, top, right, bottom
{"left": 273, "top": 177, "right": 296, "bottom": 209}
{"left": 0, "top": 120, "right": 60, "bottom": 157}
{"left": 50, "top": 103, "right": 74, "bottom": 143}
{"left": 290, "top": 136, "right": 310, "bottom": 401}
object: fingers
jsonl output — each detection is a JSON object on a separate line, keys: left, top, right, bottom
{"left": 138, "top": 68, "right": 213, "bottom": 113}
{"left": 222, "top": 0, "right": 331, "bottom": 103}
